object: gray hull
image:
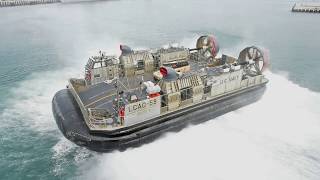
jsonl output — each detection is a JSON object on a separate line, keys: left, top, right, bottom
{"left": 52, "top": 83, "right": 267, "bottom": 152}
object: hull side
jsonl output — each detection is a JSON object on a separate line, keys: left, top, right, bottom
{"left": 52, "top": 84, "right": 267, "bottom": 152}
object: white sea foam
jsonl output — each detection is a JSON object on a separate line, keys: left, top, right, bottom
{"left": 0, "top": 37, "right": 120, "bottom": 133}
{"left": 0, "top": 68, "right": 81, "bottom": 133}
{"left": 76, "top": 72, "right": 320, "bottom": 180}
{"left": 51, "top": 137, "right": 92, "bottom": 176}
{"left": 1, "top": 35, "right": 319, "bottom": 179}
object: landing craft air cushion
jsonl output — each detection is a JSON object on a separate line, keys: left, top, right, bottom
{"left": 52, "top": 35, "right": 269, "bottom": 152}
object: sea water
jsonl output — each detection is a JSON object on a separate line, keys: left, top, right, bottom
{"left": 0, "top": 0, "right": 320, "bottom": 179}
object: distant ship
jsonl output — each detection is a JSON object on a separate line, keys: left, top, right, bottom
{"left": 52, "top": 35, "right": 269, "bottom": 152}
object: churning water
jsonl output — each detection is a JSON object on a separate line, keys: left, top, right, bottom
{"left": 0, "top": 0, "right": 320, "bottom": 179}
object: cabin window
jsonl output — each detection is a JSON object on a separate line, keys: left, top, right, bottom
{"left": 161, "top": 95, "right": 168, "bottom": 107}
{"left": 181, "top": 88, "right": 192, "bottom": 101}
{"left": 137, "top": 60, "right": 144, "bottom": 70}
{"left": 94, "top": 63, "right": 102, "bottom": 69}
{"left": 204, "top": 85, "right": 211, "bottom": 94}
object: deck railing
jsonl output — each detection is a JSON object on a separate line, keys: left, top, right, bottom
{"left": 75, "top": 74, "right": 266, "bottom": 130}
{"left": 68, "top": 79, "right": 92, "bottom": 128}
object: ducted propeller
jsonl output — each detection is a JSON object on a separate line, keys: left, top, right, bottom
{"left": 238, "top": 46, "right": 269, "bottom": 74}
{"left": 196, "top": 35, "right": 219, "bottom": 58}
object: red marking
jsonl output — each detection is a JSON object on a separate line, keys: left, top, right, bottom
{"left": 261, "top": 48, "right": 270, "bottom": 72}
{"left": 119, "top": 106, "right": 125, "bottom": 117}
{"left": 160, "top": 67, "right": 168, "bottom": 77}
{"left": 149, "top": 93, "right": 160, "bottom": 98}
{"left": 86, "top": 71, "right": 91, "bottom": 81}
{"left": 209, "top": 36, "right": 218, "bottom": 57}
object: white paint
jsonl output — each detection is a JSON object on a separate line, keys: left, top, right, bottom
{"left": 124, "top": 96, "right": 161, "bottom": 125}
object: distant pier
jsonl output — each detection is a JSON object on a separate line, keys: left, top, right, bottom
{"left": 0, "top": 0, "right": 61, "bottom": 7}
{"left": 292, "top": 2, "right": 320, "bottom": 13}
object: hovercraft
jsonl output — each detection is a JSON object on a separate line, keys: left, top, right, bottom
{"left": 52, "top": 35, "right": 269, "bottom": 152}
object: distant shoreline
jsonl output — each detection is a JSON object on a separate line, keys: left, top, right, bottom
{"left": 292, "top": 2, "right": 320, "bottom": 13}
{"left": 0, "top": 0, "right": 61, "bottom": 7}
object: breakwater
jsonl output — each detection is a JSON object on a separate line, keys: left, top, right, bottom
{"left": 0, "top": 0, "right": 60, "bottom": 7}
{"left": 292, "top": 3, "right": 320, "bottom": 13}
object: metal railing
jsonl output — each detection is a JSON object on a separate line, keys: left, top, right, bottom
{"left": 68, "top": 79, "right": 92, "bottom": 128}
{"left": 75, "top": 74, "right": 266, "bottom": 130}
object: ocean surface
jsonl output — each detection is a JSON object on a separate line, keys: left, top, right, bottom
{"left": 0, "top": 0, "right": 320, "bottom": 179}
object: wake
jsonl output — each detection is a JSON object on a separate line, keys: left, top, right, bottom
{"left": 1, "top": 36, "right": 319, "bottom": 179}
{"left": 75, "top": 72, "right": 320, "bottom": 180}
